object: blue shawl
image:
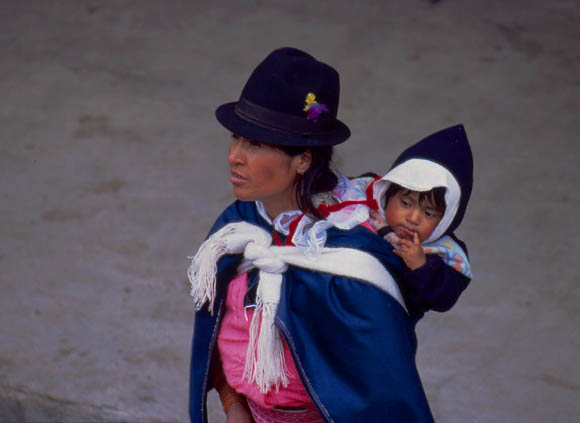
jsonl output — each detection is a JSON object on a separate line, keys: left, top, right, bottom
{"left": 188, "top": 200, "right": 434, "bottom": 422}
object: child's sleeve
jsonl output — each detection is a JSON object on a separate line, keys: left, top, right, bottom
{"left": 399, "top": 252, "right": 471, "bottom": 315}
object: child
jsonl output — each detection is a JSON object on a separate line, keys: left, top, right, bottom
{"left": 355, "top": 123, "right": 474, "bottom": 318}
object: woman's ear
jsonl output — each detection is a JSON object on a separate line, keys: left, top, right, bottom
{"left": 297, "top": 150, "right": 312, "bottom": 175}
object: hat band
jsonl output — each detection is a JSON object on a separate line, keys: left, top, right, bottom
{"left": 234, "top": 97, "right": 334, "bottom": 136}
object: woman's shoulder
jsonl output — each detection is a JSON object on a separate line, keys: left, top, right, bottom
{"left": 325, "top": 223, "right": 384, "bottom": 250}
{"left": 324, "top": 224, "right": 406, "bottom": 274}
{"left": 209, "top": 201, "right": 270, "bottom": 235}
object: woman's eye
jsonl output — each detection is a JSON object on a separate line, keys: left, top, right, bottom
{"left": 232, "top": 133, "right": 240, "bottom": 139}
{"left": 249, "top": 140, "right": 262, "bottom": 148}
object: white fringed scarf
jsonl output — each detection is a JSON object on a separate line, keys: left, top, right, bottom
{"left": 188, "top": 221, "right": 405, "bottom": 394}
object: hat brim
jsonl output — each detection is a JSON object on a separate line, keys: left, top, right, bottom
{"left": 215, "top": 102, "right": 350, "bottom": 147}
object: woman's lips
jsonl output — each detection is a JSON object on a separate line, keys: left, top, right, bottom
{"left": 230, "top": 171, "right": 247, "bottom": 184}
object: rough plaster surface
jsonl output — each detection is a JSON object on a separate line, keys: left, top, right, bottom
{"left": 1, "top": 0, "right": 579, "bottom": 422}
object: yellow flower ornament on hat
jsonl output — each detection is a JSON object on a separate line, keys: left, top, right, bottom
{"left": 303, "top": 92, "right": 329, "bottom": 122}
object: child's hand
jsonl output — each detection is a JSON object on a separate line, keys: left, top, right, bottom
{"left": 393, "top": 232, "right": 427, "bottom": 270}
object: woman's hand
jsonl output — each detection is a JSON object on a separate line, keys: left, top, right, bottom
{"left": 226, "top": 401, "right": 254, "bottom": 423}
{"left": 393, "top": 232, "right": 427, "bottom": 270}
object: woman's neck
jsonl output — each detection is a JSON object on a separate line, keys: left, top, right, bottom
{"left": 262, "top": 197, "right": 300, "bottom": 220}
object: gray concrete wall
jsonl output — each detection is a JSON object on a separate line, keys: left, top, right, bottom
{"left": 1, "top": 1, "right": 578, "bottom": 422}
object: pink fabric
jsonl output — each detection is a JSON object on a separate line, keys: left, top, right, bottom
{"left": 247, "top": 399, "right": 325, "bottom": 423}
{"left": 360, "top": 220, "right": 376, "bottom": 233}
{"left": 217, "top": 273, "right": 314, "bottom": 409}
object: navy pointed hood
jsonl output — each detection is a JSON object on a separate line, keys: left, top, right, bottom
{"left": 374, "top": 124, "right": 473, "bottom": 242}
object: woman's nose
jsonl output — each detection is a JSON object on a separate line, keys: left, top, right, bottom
{"left": 228, "top": 139, "right": 245, "bottom": 165}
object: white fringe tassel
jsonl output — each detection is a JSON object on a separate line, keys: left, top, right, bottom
{"left": 188, "top": 222, "right": 290, "bottom": 392}
{"left": 187, "top": 224, "right": 238, "bottom": 314}
{"left": 243, "top": 271, "right": 289, "bottom": 393}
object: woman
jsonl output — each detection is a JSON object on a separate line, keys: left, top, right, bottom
{"left": 188, "top": 47, "right": 434, "bottom": 423}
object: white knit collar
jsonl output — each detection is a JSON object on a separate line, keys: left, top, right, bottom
{"left": 255, "top": 201, "right": 302, "bottom": 236}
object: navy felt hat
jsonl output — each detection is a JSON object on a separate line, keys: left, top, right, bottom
{"left": 215, "top": 47, "right": 351, "bottom": 147}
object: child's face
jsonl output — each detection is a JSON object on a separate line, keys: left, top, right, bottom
{"left": 384, "top": 189, "right": 444, "bottom": 242}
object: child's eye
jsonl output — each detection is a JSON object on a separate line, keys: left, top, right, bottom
{"left": 425, "top": 209, "right": 440, "bottom": 219}
{"left": 400, "top": 199, "right": 410, "bottom": 208}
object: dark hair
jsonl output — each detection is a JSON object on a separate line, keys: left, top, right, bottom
{"left": 279, "top": 145, "right": 337, "bottom": 219}
{"left": 383, "top": 183, "right": 446, "bottom": 212}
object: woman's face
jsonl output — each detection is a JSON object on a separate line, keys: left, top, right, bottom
{"left": 228, "top": 135, "right": 310, "bottom": 217}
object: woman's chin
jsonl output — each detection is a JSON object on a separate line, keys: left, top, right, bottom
{"left": 232, "top": 187, "right": 254, "bottom": 202}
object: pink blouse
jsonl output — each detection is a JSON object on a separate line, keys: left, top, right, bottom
{"left": 217, "top": 272, "right": 313, "bottom": 409}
